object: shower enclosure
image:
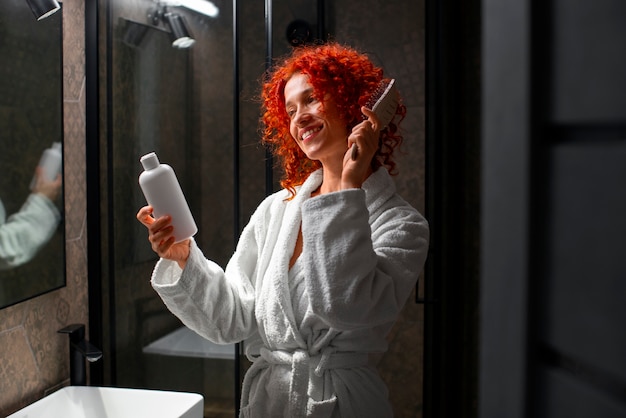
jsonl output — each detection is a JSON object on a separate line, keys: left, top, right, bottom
{"left": 87, "top": 0, "right": 424, "bottom": 416}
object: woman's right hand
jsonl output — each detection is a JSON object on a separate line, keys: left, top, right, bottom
{"left": 136, "top": 205, "right": 190, "bottom": 269}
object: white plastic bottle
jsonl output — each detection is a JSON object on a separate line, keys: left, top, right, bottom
{"left": 31, "top": 141, "right": 62, "bottom": 190}
{"left": 138, "top": 152, "right": 197, "bottom": 243}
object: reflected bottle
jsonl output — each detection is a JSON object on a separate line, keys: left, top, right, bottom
{"left": 139, "top": 152, "right": 197, "bottom": 243}
{"left": 31, "top": 142, "right": 62, "bottom": 190}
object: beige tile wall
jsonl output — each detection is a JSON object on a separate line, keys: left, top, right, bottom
{"left": 0, "top": 0, "right": 89, "bottom": 415}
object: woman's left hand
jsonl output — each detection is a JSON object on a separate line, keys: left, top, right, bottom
{"left": 342, "top": 106, "right": 380, "bottom": 189}
{"left": 32, "top": 167, "right": 62, "bottom": 201}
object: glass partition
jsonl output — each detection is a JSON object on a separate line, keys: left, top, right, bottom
{"left": 103, "top": 1, "right": 266, "bottom": 415}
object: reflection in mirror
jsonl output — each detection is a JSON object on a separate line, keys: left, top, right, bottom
{"left": 0, "top": 0, "right": 64, "bottom": 308}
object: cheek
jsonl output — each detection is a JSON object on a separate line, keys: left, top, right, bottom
{"left": 289, "top": 121, "right": 298, "bottom": 141}
{"left": 329, "top": 116, "right": 348, "bottom": 139}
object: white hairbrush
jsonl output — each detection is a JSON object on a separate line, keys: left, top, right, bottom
{"left": 351, "top": 78, "right": 400, "bottom": 160}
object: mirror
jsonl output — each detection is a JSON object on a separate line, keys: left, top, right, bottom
{"left": 0, "top": 0, "right": 64, "bottom": 308}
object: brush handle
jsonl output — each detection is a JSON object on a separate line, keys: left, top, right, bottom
{"left": 351, "top": 143, "right": 359, "bottom": 160}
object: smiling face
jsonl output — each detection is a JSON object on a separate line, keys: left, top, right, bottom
{"left": 284, "top": 73, "right": 349, "bottom": 165}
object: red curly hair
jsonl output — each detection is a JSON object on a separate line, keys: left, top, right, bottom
{"left": 261, "top": 42, "right": 406, "bottom": 197}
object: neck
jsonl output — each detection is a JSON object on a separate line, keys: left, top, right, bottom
{"left": 314, "top": 161, "right": 373, "bottom": 196}
{"left": 315, "top": 158, "right": 343, "bottom": 195}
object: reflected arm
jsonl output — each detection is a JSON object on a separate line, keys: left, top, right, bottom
{"left": 0, "top": 194, "right": 61, "bottom": 270}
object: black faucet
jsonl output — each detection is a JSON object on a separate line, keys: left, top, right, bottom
{"left": 58, "top": 324, "right": 103, "bottom": 386}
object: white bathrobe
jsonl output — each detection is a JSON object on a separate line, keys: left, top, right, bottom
{"left": 151, "top": 167, "right": 429, "bottom": 417}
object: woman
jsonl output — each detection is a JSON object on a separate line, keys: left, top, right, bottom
{"left": 137, "top": 42, "right": 429, "bottom": 417}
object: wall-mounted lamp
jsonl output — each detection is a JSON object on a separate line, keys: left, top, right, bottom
{"left": 25, "top": 0, "right": 60, "bottom": 20}
{"left": 164, "top": 13, "right": 195, "bottom": 48}
{"left": 149, "top": 6, "right": 195, "bottom": 49}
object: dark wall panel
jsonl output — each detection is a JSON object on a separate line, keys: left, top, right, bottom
{"left": 540, "top": 141, "right": 626, "bottom": 385}
{"left": 536, "top": 368, "right": 626, "bottom": 418}
{"left": 551, "top": 0, "right": 626, "bottom": 123}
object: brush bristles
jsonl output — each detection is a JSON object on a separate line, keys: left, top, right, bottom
{"left": 365, "top": 79, "right": 399, "bottom": 128}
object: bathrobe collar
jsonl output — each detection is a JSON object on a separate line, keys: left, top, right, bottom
{"left": 257, "top": 170, "right": 324, "bottom": 349}
{"left": 262, "top": 167, "right": 395, "bottom": 346}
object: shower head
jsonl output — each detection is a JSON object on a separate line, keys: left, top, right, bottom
{"left": 122, "top": 7, "right": 195, "bottom": 50}
{"left": 121, "top": 19, "right": 151, "bottom": 48}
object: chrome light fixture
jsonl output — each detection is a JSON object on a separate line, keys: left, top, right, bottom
{"left": 164, "top": 13, "right": 195, "bottom": 49}
{"left": 25, "top": 0, "right": 60, "bottom": 20}
{"left": 148, "top": 6, "right": 195, "bottom": 49}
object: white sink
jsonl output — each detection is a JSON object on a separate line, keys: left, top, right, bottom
{"left": 8, "top": 386, "right": 204, "bottom": 418}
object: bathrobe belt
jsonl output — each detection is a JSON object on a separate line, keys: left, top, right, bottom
{"left": 241, "top": 346, "right": 369, "bottom": 417}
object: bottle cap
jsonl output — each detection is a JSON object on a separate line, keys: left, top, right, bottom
{"left": 140, "top": 152, "right": 160, "bottom": 170}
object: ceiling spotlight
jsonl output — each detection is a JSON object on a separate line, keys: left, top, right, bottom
{"left": 148, "top": 6, "right": 196, "bottom": 49}
{"left": 164, "top": 13, "right": 195, "bottom": 49}
{"left": 25, "top": 0, "right": 60, "bottom": 20}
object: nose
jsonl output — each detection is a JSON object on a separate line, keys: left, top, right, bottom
{"left": 293, "top": 108, "right": 311, "bottom": 127}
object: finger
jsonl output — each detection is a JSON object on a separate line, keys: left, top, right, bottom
{"left": 151, "top": 224, "right": 174, "bottom": 240}
{"left": 361, "top": 106, "right": 380, "bottom": 131}
{"left": 150, "top": 215, "right": 173, "bottom": 233}
{"left": 351, "top": 120, "right": 376, "bottom": 137}
{"left": 151, "top": 227, "right": 171, "bottom": 248}
{"left": 136, "top": 206, "right": 155, "bottom": 225}
{"left": 155, "top": 236, "right": 176, "bottom": 256}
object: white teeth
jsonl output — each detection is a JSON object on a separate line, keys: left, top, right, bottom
{"left": 302, "top": 126, "right": 322, "bottom": 140}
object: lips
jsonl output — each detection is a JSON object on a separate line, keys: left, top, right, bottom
{"left": 300, "top": 125, "right": 322, "bottom": 141}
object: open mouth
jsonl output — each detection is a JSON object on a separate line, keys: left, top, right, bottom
{"left": 301, "top": 126, "right": 322, "bottom": 141}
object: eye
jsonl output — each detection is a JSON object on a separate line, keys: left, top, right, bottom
{"left": 286, "top": 107, "right": 296, "bottom": 118}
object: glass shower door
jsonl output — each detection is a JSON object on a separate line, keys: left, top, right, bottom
{"left": 106, "top": 2, "right": 239, "bottom": 417}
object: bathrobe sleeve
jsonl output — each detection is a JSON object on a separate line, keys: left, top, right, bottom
{"left": 0, "top": 194, "right": 61, "bottom": 270}
{"left": 300, "top": 188, "right": 429, "bottom": 331}
{"left": 151, "top": 200, "right": 268, "bottom": 344}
